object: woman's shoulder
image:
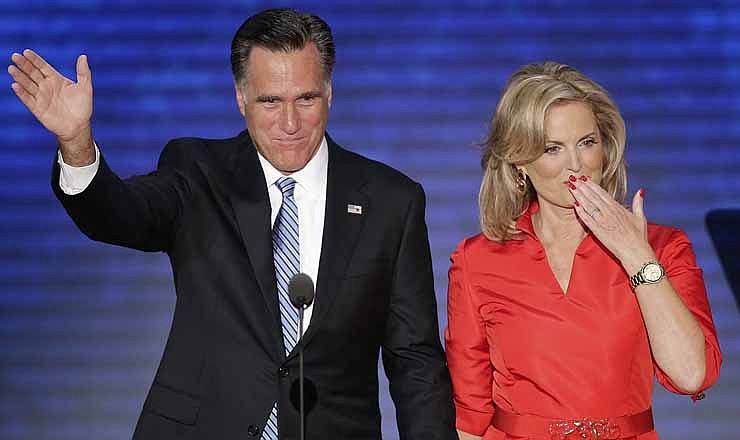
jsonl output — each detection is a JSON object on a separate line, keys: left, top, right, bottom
{"left": 647, "top": 223, "right": 693, "bottom": 252}
{"left": 451, "top": 232, "right": 518, "bottom": 263}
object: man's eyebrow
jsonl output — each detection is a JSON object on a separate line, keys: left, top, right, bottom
{"left": 255, "top": 95, "right": 281, "bottom": 103}
{"left": 298, "top": 91, "right": 322, "bottom": 99}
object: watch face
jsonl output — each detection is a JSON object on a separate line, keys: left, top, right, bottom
{"left": 643, "top": 263, "right": 664, "bottom": 282}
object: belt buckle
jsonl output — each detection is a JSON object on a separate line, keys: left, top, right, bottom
{"left": 547, "top": 417, "right": 621, "bottom": 440}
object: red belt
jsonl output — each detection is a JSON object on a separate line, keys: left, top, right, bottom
{"left": 492, "top": 405, "right": 654, "bottom": 439}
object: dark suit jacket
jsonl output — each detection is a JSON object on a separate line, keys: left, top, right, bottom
{"left": 52, "top": 131, "right": 456, "bottom": 439}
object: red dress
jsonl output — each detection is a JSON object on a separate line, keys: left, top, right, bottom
{"left": 445, "top": 202, "right": 722, "bottom": 439}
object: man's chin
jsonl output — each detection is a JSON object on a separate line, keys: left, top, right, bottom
{"left": 274, "top": 158, "right": 310, "bottom": 174}
{"left": 272, "top": 148, "right": 321, "bottom": 174}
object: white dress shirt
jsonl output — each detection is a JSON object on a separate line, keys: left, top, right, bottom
{"left": 58, "top": 137, "right": 329, "bottom": 335}
{"left": 256, "top": 139, "right": 327, "bottom": 334}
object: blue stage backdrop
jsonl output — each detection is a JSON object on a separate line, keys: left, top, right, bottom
{"left": 1, "top": 1, "right": 738, "bottom": 439}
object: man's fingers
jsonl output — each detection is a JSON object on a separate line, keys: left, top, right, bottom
{"left": 11, "top": 82, "right": 37, "bottom": 109}
{"left": 8, "top": 64, "right": 39, "bottom": 95}
{"left": 11, "top": 52, "right": 45, "bottom": 84}
{"left": 75, "top": 54, "right": 91, "bottom": 86}
{"left": 22, "top": 49, "right": 59, "bottom": 79}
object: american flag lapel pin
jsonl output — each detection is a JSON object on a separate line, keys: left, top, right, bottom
{"left": 347, "top": 204, "right": 363, "bottom": 215}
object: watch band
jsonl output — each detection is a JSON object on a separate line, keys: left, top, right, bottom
{"left": 629, "top": 271, "right": 645, "bottom": 289}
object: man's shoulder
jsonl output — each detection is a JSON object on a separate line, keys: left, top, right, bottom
{"left": 160, "top": 130, "right": 251, "bottom": 162}
{"left": 332, "top": 143, "right": 420, "bottom": 198}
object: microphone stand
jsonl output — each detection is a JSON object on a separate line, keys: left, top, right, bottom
{"left": 288, "top": 273, "right": 313, "bottom": 440}
{"left": 298, "top": 301, "right": 306, "bottom": 440}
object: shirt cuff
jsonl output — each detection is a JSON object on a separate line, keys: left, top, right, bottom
{"left": 58, "top": 142, "right": 100, "bottom": 195}
{"left": 454, "top": 403, "right": 494, "bottom": 436}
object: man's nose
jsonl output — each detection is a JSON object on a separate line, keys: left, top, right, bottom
{"left": 279, "top": 103, "right": 300, "bottom": 135}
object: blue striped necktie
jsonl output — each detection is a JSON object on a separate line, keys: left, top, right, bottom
{"left": 262, "top": 176, "right": 300, "bottom": 440}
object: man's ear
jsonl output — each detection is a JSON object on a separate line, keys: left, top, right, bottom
{"left": 326, "top": 81, "right": 332, "bottom": 108}
{"left": 234, "top": 82, "right": 247, "bottom": 118}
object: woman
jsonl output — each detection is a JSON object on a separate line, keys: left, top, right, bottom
{"left": 445, "top": 62, "right": 721, "bottom": 440}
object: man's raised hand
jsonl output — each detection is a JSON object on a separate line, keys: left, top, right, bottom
{"left": 9, "top": 49, "right": 95, "bottom": 165}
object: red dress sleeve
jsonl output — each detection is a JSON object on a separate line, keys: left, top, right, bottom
{"left": 445, "top": 239, "right": 495, "bottom": 435}
{"left": 653, "top": 229, "right": 722, "bottom": 401}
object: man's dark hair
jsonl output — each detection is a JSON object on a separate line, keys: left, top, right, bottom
{"left": 230, "top": 8, "right": 336, "bottom": 86}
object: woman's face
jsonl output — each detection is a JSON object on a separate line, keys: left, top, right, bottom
{"left": 521, "top": 100, "right": 605, "bottom": 210}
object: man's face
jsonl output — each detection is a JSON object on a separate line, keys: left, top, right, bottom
{"left": 235, "top": 44, "right": 332, "bottom": 174}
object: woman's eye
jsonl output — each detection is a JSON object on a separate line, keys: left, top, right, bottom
{"left": 544, "top": 145, "right": 560, "bottom": 154}
{"left": 581, "top": 138, "right": 597, "bottom": 147}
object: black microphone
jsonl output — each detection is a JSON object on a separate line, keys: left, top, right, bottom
{"left": 288, "top": 273, "right": 314, "bottom": 440}
{"left": 288, "top": 273, "right": 315, "bottom": 308}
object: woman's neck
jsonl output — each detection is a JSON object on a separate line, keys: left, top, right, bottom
{"left": 532, "top": 198, "right": 587, "bottom": 246}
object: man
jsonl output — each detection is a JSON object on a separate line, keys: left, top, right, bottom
{"left": 8, "top": 8, "right": 456, "bottom": 440}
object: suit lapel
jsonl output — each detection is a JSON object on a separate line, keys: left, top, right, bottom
{"left": 226, "top": 132, "right": 284, "bottom": 358}
{"left": 293, "top": 136, "right": 369, "bottom": 354}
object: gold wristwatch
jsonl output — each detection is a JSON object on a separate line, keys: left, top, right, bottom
{"left": 629, "top": 261, "right": 665, "bottom": 289}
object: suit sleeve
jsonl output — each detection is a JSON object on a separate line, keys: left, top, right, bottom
{"left": 51, "top": 139, "right": 191, "bottom": 252}
{"left": 445, "top": 239, "right": 495, "bottom": 435}
{"left": 653, "top": 229, "right": 722, "bottom": 400}
{"left": 381, "top": 183, "right": 457, "bottom": 440}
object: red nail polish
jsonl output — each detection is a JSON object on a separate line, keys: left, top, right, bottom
{"left": 574, "top": 200, "right": 580, "bottom": 207}
{"left": 568, "top": 183, "right": 576, "bottom": 190}
{"left": 640, "top": 188, "right": 646, "bottom": 197}
{"left": 569, "top": 175, "right": 577, "bottom": 182}
{"left": 579, "top": 175, "right": 588, "bottom": 181}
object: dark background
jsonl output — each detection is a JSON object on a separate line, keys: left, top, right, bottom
{"left": 1, "top": 1, "right": 738, "bottom": 438}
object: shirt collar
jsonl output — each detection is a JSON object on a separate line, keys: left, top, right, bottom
{"left": 515, "top": 199, "right": 539, "bottom": 239}
{"left": 257, "top": 136, "right": 328, "bottom": 197}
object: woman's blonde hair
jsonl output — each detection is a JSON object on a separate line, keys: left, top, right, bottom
{"left": 479, "top": 61, "right": 627, "bottom": 241}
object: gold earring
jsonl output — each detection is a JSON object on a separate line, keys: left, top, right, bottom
{"left": 516, "top": 169, "right": 527, "bottom": 193}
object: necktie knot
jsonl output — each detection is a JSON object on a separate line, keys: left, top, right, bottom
{"left": 276, "top": 177, "right": 296, "bottom": 198}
